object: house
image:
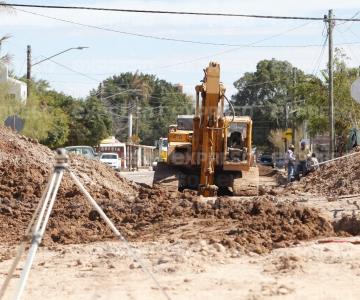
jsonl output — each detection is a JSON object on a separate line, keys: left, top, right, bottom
{"left": 95, "top": 136, "right": 127, "bottom": 169}
{"left": 0, "top": 63, "right": 27, "bottom": 103}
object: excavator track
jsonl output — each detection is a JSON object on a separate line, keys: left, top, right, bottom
{"left": 154, "top": 162, "right": 259, "bottom": 197}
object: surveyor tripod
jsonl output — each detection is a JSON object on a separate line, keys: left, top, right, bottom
{"left": 0, "top": 149, "right": 170, "bottom": 300}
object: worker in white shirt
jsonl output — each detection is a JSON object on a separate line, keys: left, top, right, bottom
{"left": 285, "top": 144, "right": 296, "bottom": 183}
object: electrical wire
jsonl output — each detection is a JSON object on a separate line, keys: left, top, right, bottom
{"left": 145, "top": 20, "right": 321, "bottom": 71}
{"left": 335, "top": 27, "right": 360, "bottom": 64}
{"left": 336, "top": 11, "right": 360, "bottom": 26}
{"left": 38, "top": 56, "right": 100, "bottom": 82}
{"left": 3, "top": 3, "right": 360, "bottom": 22}
{"left": 348, "top": 28, "right": 360, "bottom": 42}
{"left": 311, "top": 33, "right": 328, "bottom": 76}
{"left": 12, "top": 7, "right": 332, "bottom": 48}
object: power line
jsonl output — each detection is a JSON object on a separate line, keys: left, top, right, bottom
{"left": 348, "top": 28, "right": 360, "bottom": 42}
{"left": 311, "top": 31, "right": 328, "bottom": 76}
{"left": 335, "top": 27, "right": 360, "bottom": 65}
{"left": 9, "top": 7, "right": 360, "bottom": 53}
{"left": 145, "top": 21, "right": 316, "bottom": 70}
{"left": 13, "top": 8, "right": 248, "bottom": 47}
{"left": 12, "top": 7, "right": 336, "bottom": 48}
{"left": 39, "top": 56, "right": 100, "bottom": 82}
{"left": 3, "top": 3, "right": 360, "bottom": 21}
{"left": 336, "top": 11, "right": 360, "bottom": 26}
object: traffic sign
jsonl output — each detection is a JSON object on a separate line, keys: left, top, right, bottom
{"left": 4, "top": 115, "right": 24, "bottom": 132}
{"left": 282, "top": 128, "right": 292, "bottom": 139}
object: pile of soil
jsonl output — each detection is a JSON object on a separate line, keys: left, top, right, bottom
{"left": 0, "top": 127, "right": 336, "bottom": 253}
{"left": 0, "top": 126, "right": 136, "bottom": 242}
{"left": 99, "top": 187, "right": 334, "bottom": 253}
{"left": 289, "top": 149, "right": 360, "bottom": 196}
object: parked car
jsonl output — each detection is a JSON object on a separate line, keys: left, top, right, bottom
{"left": 65, "top": 146, "right": 98, "bottom": 159}
{"left": 259, "top": 154, "right": 274, "bottom": 167}
{"left": 99, "top": 152, "right": 120, "bottom": 170}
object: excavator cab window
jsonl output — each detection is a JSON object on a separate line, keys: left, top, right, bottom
{"left": 177, "top": 115, "right": 194, "bottom": 131}
{"left": 228, "top": 131, "right": 242, "bottom": 148}
{"left": 227, "top": 123, "right": 248, "bottom": 162}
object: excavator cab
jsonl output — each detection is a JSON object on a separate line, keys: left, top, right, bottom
{"left": 223, "top": 116, "right": 253, "bottom": 171}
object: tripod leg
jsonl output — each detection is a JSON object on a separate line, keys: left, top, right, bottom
{"left": 0, "top": 171, "right": 58, "bottom": 300}
{"left": 13, "top": 169, "right": 64, "bottom": 300}
{"left": 67, "top": 170, "right": 171, "bottom": 300}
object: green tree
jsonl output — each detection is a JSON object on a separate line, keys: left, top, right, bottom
{"left": 66, "top": 96, "right": 112, "bottom": 146}
{"left": 299, "top": 48, "right": 360, "bottom": 153}
{"left": 0, "top": 34, "right": 11, "bottom": 64}
{"left": 96, "top": 72, "right": 193, "bottom": 145}
{"left": 26, "top": 79, "right": 70, "bottom": 147}
{"left": 232, "top": 59, "right": 307, "bottom": 147}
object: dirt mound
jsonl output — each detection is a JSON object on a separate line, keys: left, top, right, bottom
{"left": 0, "top": 127, "right": 336, "bottom": 253}
{"left": 287, "top": 149, "right": 360, "bottom": 196}
{"left": 105, "top": 187, "right": 334, "bottom": 253}
{"left": 0, "top": 126, "right": 136, "bottom": 242}
{"left": 333, "top": 216, "right": 360, "bottom": 236}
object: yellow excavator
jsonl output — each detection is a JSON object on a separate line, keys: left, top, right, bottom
{"left": 154, "top": 62, "right": 258, "bottom": 196}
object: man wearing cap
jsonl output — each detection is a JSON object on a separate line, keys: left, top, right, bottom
{"left": 285, "top": 144, "right": 296, "bottom": 183}
{"left": 296, "top": 140, "right": 311, "bottom": 180}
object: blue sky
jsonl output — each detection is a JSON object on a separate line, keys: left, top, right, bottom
{"left": 1, "top": 0, "right": 360, "bottom": 98}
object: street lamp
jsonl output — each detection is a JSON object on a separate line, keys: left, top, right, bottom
{"left": 31, "top": 46, "right": 89, "bottom": 67}
{"left": 27, "top": 45, "right": 89, "bottom": 97}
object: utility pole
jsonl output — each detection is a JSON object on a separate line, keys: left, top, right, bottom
{"left": 291, "top": 67, "right": 297, "bottom": 146}
{"left": 135, "top": 96, "right": 139, "bottom": 138}
{"left": 135, "top": 96, "right": 139, "bottom": 171}
{"left": 327, "top": 9, "right": 335, "bottom": 159}
{"left": 284, "top": 101, "right": 289, "bottom": 151}
{"left": 128, "top": 111, "right": 133, "bottom": 171}
{"left": 26, "top": 45, "right": 31, "bottom": 98}
{"left": 128, "top": 112, "right": 133, "bottom": 139}
{"left": 25, "top": 46, "right": 88, "bottom": 100}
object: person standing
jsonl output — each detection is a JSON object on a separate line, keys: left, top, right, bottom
{"left": 296, "top": 141, "right": 311, "bottom": 180}
{"left": 285, "top": 144, "right": 296, "bottom": 183}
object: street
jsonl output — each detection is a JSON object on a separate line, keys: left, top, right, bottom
{"left": 119, "top": 169, "right": 155, "bottom": 186}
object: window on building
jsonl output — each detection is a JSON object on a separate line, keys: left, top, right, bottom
{"left": 5, "top": 94, "right": 16, "bottom": 100}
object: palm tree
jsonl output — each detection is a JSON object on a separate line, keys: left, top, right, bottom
{"left": 0, "top": 1, "right": 14, "bottom": 64}
{"left": 131, "top": 72, "right": 151, "bottom": 138}
{"left": 0, "top": 35, "right": 11, "bottom": 65}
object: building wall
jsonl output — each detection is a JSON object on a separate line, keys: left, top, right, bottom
{"left": 0, "top": 64, "right": 27, "bottom": 103}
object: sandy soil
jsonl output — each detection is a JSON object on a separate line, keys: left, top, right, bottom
{"left": 1, "top": 127, "right": 360, "bottom": 299}
{"left": 1, "top": 237, "right": 360, "bottom": 300}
